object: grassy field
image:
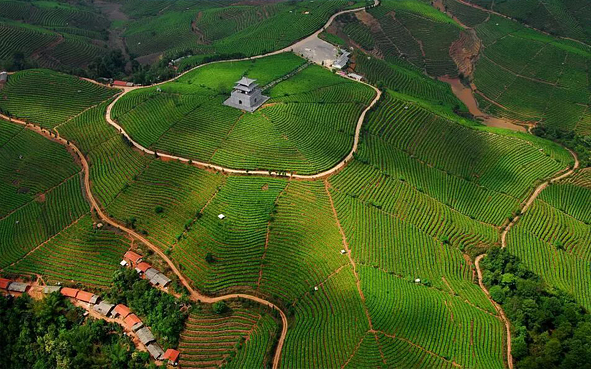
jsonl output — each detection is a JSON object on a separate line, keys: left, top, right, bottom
{"left": 112, "top": 53, "right": 376, "bottom": 174}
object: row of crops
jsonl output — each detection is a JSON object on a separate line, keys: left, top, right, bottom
{"left": 179, "top": 302, "right": 278, "bottom": 368}
{"left": 113, "top": 58, "right": 375, "bottom": 175}
{"left": 355, "top": 0, "right": 461, "bottom": 77}
{"left": 360, "top": 91, "right": 571, "bottom": 204}
{"left": 471, "top": 13, "right": 591, "bottom": 133}
{"left": 464, "top": 0, "right": 590, "bottom": 43}
{"left": 506, "top": 170, "right": 591, "bottom": 310}
{"left": 5, "top": 215, "right": 130, "bottom": 287}
{"left": 0, "top": 1, "right": 111, "bottom": 70}
{"left": 360, "top": 266, "right": 505, "bottom": 368}
{"left": 0, "top": 120, "right": 80, "bottom": 216}
{"left": 122, "top": 0, "right": 365, "bottom": 59}
{"left": 0, "top": 69, "right": 116, "bottom": 128}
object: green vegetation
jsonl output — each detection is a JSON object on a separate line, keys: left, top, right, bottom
{"left": 0, "top": 69, "right": 116, "bottom": 128}
{"left": 506, "top": 170, "right": 591, "bottom": 310}
{"left": 462, "top": 0, "right": 591, "bottom": 44}
{"left": 179, "top": 301, "right": 278, "bottom": 368}
{"left": 0, "top": 292, "right": 152, "bottom": 369}
{"left": 481, "top": 247, "right": 591, "bottom": 369}
{"left": 105, "top": 267, "right": 190, "bottom": 348}
{"left": 113, "top": 54, "right": 375, "bottom": 174}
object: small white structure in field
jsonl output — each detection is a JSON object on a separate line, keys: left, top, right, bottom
{"left": 414, "top": 278, "right": 421, "bottom": 283}
{"left": 314, "top": 286, "right": 319, "bottom": 291}
{"left": 120, "top": 260, "right": 128, "bottom": 267}
{"left": 0, "top": 71, "right": 8, "bottom": 83}
{"left": 223, "top": 77, "right": 269, "bottom": 112}
{"left": 340, "top": 249, "right": 347, "bottom": 254}
{"left": 218, "top": 214, "right": 226, "bottom": 220}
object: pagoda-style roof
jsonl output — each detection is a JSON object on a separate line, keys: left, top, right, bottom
{"left": 236, "top": 76, "right": 257, "bottom": 86}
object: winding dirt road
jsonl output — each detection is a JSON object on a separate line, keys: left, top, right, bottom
{"left": 474, "top": 147, "right": 579, "bottom": 369}
{"left": 1, "top": 2, "right": 379, "bottom": 368}
{"left": 103, "top": 2, "right": 381, "bottom": 180}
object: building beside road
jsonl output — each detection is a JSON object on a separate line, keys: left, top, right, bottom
{"left": 0, "top": 71, "right": 8, "bottom": 83}
{"left": 163, "top": 349, "right": 180, "bottom": 366}
{"left": 94, "top": 301, "right": 115, "bottom": 316}
{"left": 146, "top": 342, "right": 165, "bottom": 360}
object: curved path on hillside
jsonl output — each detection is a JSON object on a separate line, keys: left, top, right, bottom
{"left": 0, "top": 113, "right": 289, "bottom": 369}
{"left": 474, "top": 147, "right": 579, "bottom": 369}
{"left": 2, "top": 3, "right": 379, "bottom": 368}
{"left": 104, "top": 1, "right": 381, "bottom": 180}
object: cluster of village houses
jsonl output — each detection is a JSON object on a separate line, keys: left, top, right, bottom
{"left": 0, "top": 250, "right": 179, "bottom": 366}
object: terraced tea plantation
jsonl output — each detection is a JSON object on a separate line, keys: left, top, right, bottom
{"left": 0, "top": 0, "right": 590, "bottom": 367}
{"left": 112, "top": 53, "right": 376, "bottom": 174}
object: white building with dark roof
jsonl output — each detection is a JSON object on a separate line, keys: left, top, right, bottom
{"left": 223, "top": 77, "right": 269, "bottom": 112}
{"left": 0, "top": 71, "right": 7, "bottom": 83}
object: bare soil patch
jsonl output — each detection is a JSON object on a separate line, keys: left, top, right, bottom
{"left": 449, "top": 30, "right": 480, "bottom": 78}
{"left": 94, "top": 0, "right": 129, "bottom": 21}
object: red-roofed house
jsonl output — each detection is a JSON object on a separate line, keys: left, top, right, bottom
{"left": 124, "top": 314, "right": 143, "bottom": 331}
{"left": 124, "top": 250, "right": 143, "bottom": 266}
{"left": 0, "top": 278, "right": 11, "bottom": 290}
{"left": 76, "top": 291, "right": 100, "bottom": 304}
{"left": 163, "top": 349, "right": 180, "bottom": 366}
{"left": 135, "top": 262, "right": 152, "bottom": 274}
{"left": 60, "top": 287, "right": 79, "bottom": 298}
{"left": 113, "top": 304, "right": 131, "bottom": 319}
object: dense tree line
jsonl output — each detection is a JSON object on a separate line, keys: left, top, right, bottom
{"left": 481, "top": 247, "right": 591, "bottom": 368}
{"left": 104, "top": 268, "right": 190, "bottom": 348}
{"left": 0, "top": 292, "right": 154, "bottom": 369}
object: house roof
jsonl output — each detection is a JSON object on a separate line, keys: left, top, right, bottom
{"left": 0, "top": 278, "right": 10, "bottom": 289}
{"left": 43, "top": 286, "right": 61, "bottom": 294}
{"left": 113, "top": 80, "right": 128, "bottom": 86}
{"left": 60, "top": 287, "right": 79, "bottom": 298}
{"left": 144, "top": 268, "right": 159, "bottom": 280}
{"left": 76, "top": 291, "right": 98, "bottom": 303}
{"left": 124, "top": 314, "right": 142, "bottom": 330}
{"left": 136, "top": 327, "right": 155, "bottom": 345}
{"left": 124, "top": 250, "right": 143, "bottom": 264}
{"left": 114, "top": 304, "right": 131, "bottom": 318}
{"left": 7, "top": 282, "right": 28, "bottom": 292}
{"left": 236, "top": 76, "right": 257, "bottom": 86}
{"left": 135, "top": 262, "right": 152, "bottom": 273}
{"left": 146, "top": 343, "right": 165, "bottom": 360}
{"left": 150, "top": 273, "right": 171, "bottom": 287}
{"left": 163, "top": 349, "right": 180, "bottom": 363}
{"left": 94, "top": 301, "right": 115, "bottom": 316}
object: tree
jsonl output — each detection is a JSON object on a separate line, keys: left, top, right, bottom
{"left": 212, "top": 301, "right": 227, "bottom": 314}
{"left": 489, "top": 285, "right": 506, "bottom": 303}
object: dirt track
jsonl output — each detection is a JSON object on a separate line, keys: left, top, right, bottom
{"left": 0, "top": 3, "right": 379, "bottom": 368}
{"left": 103, "top": 1, "right": 381, "bottom": 181}
{"left": 473, "top": 147, "right": 578, "bottom": 369}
